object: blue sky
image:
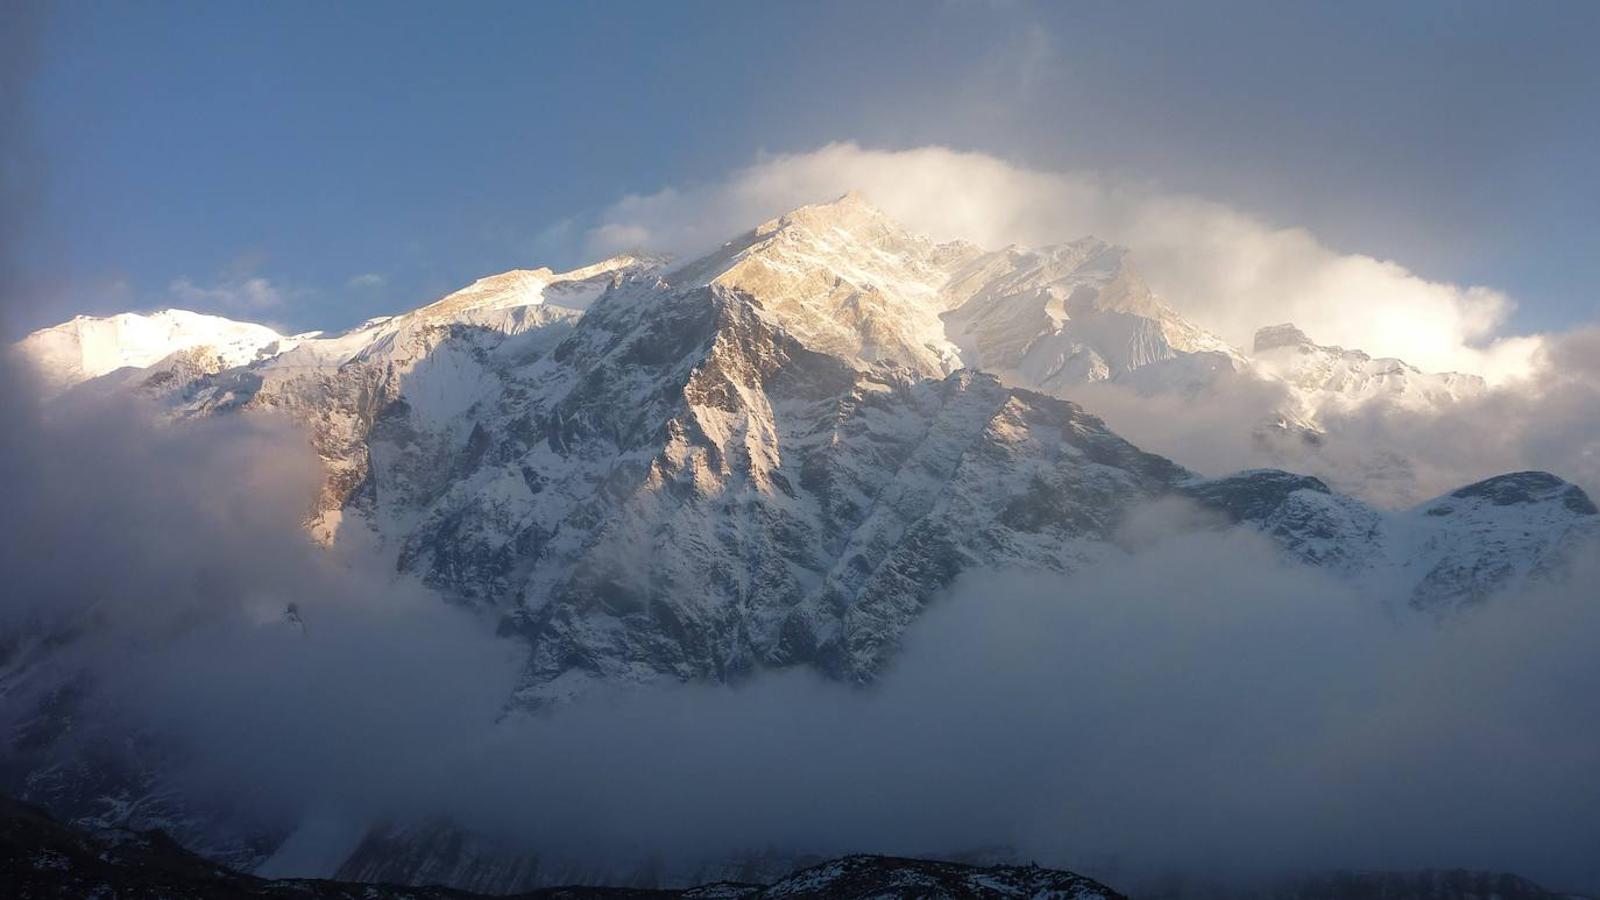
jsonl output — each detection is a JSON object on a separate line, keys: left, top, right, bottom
{"left": 9, "top": 0, "right": 1598, "bottom": 338}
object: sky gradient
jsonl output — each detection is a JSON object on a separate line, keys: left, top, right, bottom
{"left": 9, "top": 0, "right": 1599, "bottom": 338}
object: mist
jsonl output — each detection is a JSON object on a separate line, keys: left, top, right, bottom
{"left": 400, "top": 525, "right": 1600, "bottom": 891}
{"left": 6, "top": 379, "right": 1596, "bottom": 893}
{"left": 1313, "top": 325, "right": 1600, "bottom": 502}
{"left": 1064, "top": 326, "right": 1600, "bottom": 505}
{"left": 0, "top": 353, "right": 520, "bottom": 848}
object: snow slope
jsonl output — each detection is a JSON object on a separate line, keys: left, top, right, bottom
{"left": 16, "top": 309, "right": 285, "bottom": 395}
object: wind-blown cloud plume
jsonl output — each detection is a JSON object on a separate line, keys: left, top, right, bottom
{"left": 169, "top": 275, "right": 287, "bottom": 311}
{"left": 589, "top": 143, "right": 1542, "bottom": 380}
{"left": 1066, "top": 325, "right": 1600, "bottom": 503}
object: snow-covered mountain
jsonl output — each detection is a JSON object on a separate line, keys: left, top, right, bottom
{"left": 662, "top": 193, "right": 1245, "bottom": 392}
{"left": 667, "top": 191, "right": 980, "bottom": 376}
{"left": 941, "top": 237, "right": 1242, "bottom": 390}
{"left": 6, "top": 193, "right": 1597, "bottom": 888}
{"left": 12, "top": 194, "right": 1594, "bottom": 701}
{"left": 1252, "top": 322, "right": 1487, "bottom": 425}
{"left": 1185, "top": 468, "right": 1598, "bottom": 612}
{"left": 17, "top": 197, "right": 1476, "bottom": 460}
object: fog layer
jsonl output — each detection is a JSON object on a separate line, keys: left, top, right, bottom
{"left": 4, "top": 382, "right": 1594, "bottom": 891}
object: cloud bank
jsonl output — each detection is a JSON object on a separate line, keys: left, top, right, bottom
{"left": 409, "top": 526, "right": 1600, "bottom": 892}
{"left": 1063, "top": 325, "right": 1600, "bottom": 505}
{"left": 589, "top": 143, "right": 1543, "bottom": 380}
{"left": 0, "top": 352, "right": 520, "bottom": 857}
{"left": 4, "top": 381, "right": 1596, "bottom": 894}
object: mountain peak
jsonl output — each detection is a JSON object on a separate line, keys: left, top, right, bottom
{"left": 754, "top": 190, "right": 903, "bottom": 241}
{"left": 832, "top": 188, "right": 870, "bottom": 206}
{"left": 1254, "top": 322, "right": 1315, "bottom": 352}
{"left": 415, "top": 254, "right": 660, "bottom": 321}
{"left": 1251, "top": 321, "right": 1486, "bottom": 429}
{"left": 663, "top": 192, "right": 979, "bottom": 377}
{"left": 1445, "top": 471, "right": 1598, "bottom": 515}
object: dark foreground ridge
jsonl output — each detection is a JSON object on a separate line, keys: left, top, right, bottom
{"left": 0, "top": 794, "right": 1123, "bottom": 899}
{"left": 4, "top": 794, "right": 1587, "bottom": 900}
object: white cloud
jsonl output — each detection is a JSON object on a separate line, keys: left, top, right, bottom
{"left": 588, "top": 221, "right": 654, "bottom": 252}
{"left": 347, "top": 272, "right": 385, "bottom": 290}
{"left": 170, "top": 275, "right": 285, "bottom": 311}
{"left": 588, "top": 143, "right": 1546, "bottom": 381}
{"left": 1056, "top": 325, "right": 1600, "bottom": 506}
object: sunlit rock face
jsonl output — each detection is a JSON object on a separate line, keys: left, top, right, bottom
{"left": 668, "top": 191, "right": 983, "bottom": 377}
